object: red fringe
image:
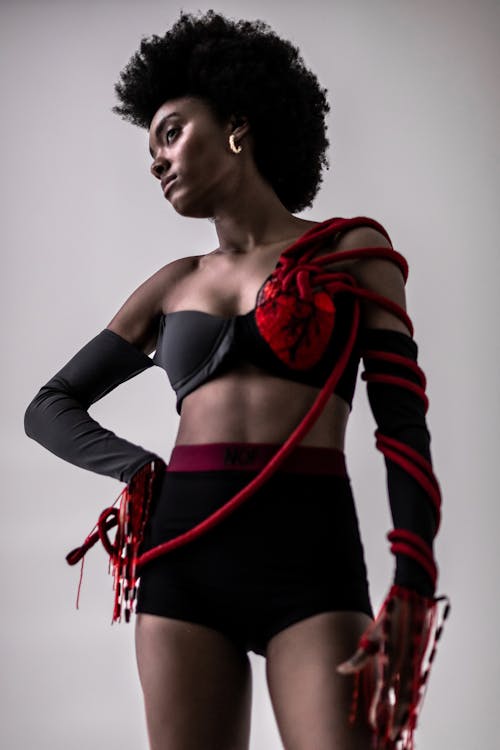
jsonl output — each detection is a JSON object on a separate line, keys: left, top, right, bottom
{"left": 107, "top": 460, "right": 159, "bottom": 623}
{"left": 67, "top": 460, "right": 161, "bottom": 622}
{"left": 349, "top": 585, "right": 450, "bottom": 750}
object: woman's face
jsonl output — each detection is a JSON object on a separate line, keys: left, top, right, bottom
{"left": 148, "top": 95, "right": 244, "bottom": 218}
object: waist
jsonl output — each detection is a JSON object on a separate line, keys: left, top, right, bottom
{"left": 167, "top": 442, "right": 347, "bottom": 476}
{"left": 176, "top": 374, "right": 350, "bottom": 449}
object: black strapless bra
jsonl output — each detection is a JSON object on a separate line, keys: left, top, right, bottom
{"left": 152, "top": 216, "right": 402, "bottom": 414}
{"left": 153, "top": 298, "right": 360, "bottom": 415}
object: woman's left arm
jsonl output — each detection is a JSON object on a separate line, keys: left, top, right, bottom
{"left": 354, "top": 230, "right": 439, "bottom": 596}
{"left": 334, "top": 226, "right": 443, "bottom": 747}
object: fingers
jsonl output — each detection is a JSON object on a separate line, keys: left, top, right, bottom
{"left": 340, "top": 589, "right": 437, "bottom": 746}
{"left": 337, "top": 618, "right": 383, "bottom": 675}
{"left": 368, "top": 632, "right": 393, "bottom": 735}
{"left": 341, "top": 596, "right": 414, "bottom": 741}
{"left": 337, "top": 633, "right": 381, "bottom": 674}
{"left": 335, "top": 596, "right": 419, "bottom": 741}
{"left": 381, "top": 597, "right": 427, "bottom": 742}
{"left": 337, "top": 648, "right": 371, "bottom": 674}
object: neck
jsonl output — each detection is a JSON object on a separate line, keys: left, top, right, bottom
{"left": 210, "top": 171, "right": 309, "bottom": 256}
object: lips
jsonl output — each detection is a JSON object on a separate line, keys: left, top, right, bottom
{"left": 161, "top": 175, "right": 176, "bottom": 195}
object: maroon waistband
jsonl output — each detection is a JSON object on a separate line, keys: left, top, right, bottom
{"left": 166, "top": 442, "right": 347, "bottom": 476}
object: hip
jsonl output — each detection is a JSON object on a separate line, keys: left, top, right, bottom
{"left": 140, "top": 442, "right": 367, "bottom": 584}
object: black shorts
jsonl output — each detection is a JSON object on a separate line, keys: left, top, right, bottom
{"left": 136, "top": 443, "right": 373, "bottom": 656}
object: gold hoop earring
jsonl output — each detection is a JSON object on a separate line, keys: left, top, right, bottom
{"left": 229, "top": 134, "right": 242, "bottom": 154}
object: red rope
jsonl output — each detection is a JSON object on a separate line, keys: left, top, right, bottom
{"left": 388, "top": 542, "right": 437, "bottom": 584}
{"left": 346, "top": 286, "right": 414, "bottom": 336}
{"left": 361, "top": 350, "right": 427, "bottom": 388}
{"left": 363, "top": 373, "right": 429, "bottom": 411}
{"left": 388, "top": 529, "right": 435, "bottom": 562}
{"left": 376, "top": 433, "right": 441, "bottom": 492}
{"left": 375, "top": 434, "right": 442, "bottom": 526}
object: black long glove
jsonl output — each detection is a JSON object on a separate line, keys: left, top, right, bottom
{"left": 359, "top": 328, "right": 440, "bottom": 597}
{"left": 24, "top": 328, "right": 161, "bottom": 483}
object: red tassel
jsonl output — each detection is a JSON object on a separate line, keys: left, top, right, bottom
{"left": 66, "top": 459, "right": 163, "bottom": 623}
{"left": 107, "top": 460, "right": 160, "bottom": 623}
{"left": 348, "top": 585, "right": 450, "bottom": 750}
{"left": 75, "top": 556, "right": 85, "bottom": 610}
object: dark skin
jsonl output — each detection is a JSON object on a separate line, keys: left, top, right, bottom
{"left": 107, "top": 95, "right": 418, "bottom": 749}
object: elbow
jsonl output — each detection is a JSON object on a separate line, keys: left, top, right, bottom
{"left": 24, "top": 395, "right": 40, "bottom": 439}
{"left": 24, "top": 386, "right": 52, "bottom": 440}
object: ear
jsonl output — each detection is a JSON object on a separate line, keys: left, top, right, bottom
{"left": 227, "top": 114, "right": 251, "bottom": 140}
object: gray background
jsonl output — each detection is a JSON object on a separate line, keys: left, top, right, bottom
{"left": 2, "top": 0, "right": 499, "bottom": 747}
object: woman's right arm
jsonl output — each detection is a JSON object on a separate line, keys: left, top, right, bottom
{"left": 24, "top": 260, "right": 187, "bottom": 483}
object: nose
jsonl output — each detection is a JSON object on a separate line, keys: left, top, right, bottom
{"left": 150, "top": 157, "right": 170, "bottom": 180}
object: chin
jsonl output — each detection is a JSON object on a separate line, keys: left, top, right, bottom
{"left": 171, "top": 194, "right": 217, "bottom": 220}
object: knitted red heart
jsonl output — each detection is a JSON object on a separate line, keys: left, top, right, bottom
{"left": 255, "top": 278, "right": 335, "bottom": 369}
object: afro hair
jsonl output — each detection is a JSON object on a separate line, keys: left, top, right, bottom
{"left": 113, "top": 9, "right": 331, "bottom": 213}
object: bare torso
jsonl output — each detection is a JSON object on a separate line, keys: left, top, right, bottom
{"left": 107, "top": 217, "right": 404, "bottom": 451}
{"left": 175, "top": 367, "right": 350, "bottom": 448}
{"left": 162, "top": 219, "right": 355, "bottom": 451}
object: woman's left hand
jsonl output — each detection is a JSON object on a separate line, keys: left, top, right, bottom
{"left": 336, "top": 587, "right": 432, "bottom": 747}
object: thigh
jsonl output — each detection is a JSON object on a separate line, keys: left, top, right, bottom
{"left": 265, "top": 611, "right": 374, "bottom": 750}
{"left": 135, "top": 613, "right": 252, "bottom": 750}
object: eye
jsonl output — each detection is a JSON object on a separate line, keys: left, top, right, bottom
{"left": 165, "top": 127, "right": 179, "bottom": 143}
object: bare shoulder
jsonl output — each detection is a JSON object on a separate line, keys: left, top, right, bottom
{"left": 333, "top": 224, "right": 393, "bottom": 252}
{"left": 325, "top": 222, "right": 411, "bottom": 335}
{"left": 106, "top": 255, "right": 198, "bottom": 354}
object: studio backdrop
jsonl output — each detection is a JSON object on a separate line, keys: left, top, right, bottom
{"left": 2, "top": 1, "right": 498, "bottom": 748}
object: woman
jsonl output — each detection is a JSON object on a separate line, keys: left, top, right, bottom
{"left": 24, "top": 10, "right": 446, "bottom": 750}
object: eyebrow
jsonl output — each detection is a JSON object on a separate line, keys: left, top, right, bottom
{"left": 149, "top": 112, "right": 181, "bottom": 157}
